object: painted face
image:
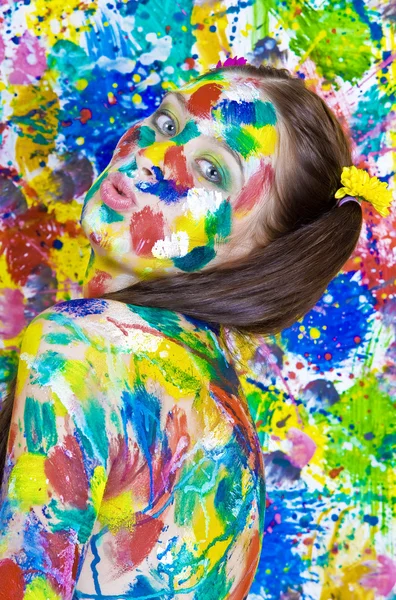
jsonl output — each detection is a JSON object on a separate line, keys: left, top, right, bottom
{"left": 81, "top": 71, "right": 278, "bottom": 296}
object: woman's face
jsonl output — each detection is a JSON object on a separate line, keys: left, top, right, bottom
{"left": 81, "top": 71, "right": 278, "bottom": 285}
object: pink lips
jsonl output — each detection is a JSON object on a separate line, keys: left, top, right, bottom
{"left": 100, "top": 171, "right": 137, "bottom": 211}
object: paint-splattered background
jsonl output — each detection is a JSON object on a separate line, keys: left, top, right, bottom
{"left": 0, "top": 0, "right": 395, "bottom": 597}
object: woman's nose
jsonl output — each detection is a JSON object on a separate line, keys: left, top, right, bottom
{"left": 136, "top": 151, "right": 166, "bottom": 182}
{"left": 136, "top": 153, "right": 155, "bottom": 180}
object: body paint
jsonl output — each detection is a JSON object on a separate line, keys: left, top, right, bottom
{"left": 130, "top": 206, "right": 165, "bottom": 256}
{"left": 0, "top": 300, "right": 265, "bottom": 597}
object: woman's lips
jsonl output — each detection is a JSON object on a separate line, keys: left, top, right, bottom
{"left": 100, "top": 171, "right": 137, "bottom": 211}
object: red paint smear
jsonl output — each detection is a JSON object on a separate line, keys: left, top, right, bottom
{"left": 113, "top": 125, "right": 140, "bottom": 161}
{"left": 45, "top": 435, "right": 89, "bottom": 510}
{"left": 209, "top": 383, "right": 264, "bottom": 475}
{"left": 164, "top": 145, "right": 194, "bottom": 188}
{"left": 228, "top": 529, "right": 261, "bottom": 600}
{"left": 187, "top": 83, "right": 223, "bottom": 118}
{"left": 234, "top": 162, "right": 275, "bottom": 213}
{"left": 7, "top": 423, "right": 18, "bottom": 456}
{"left": 0, "top": 204, "right": 80, "bottom": 286}
{"left": 112, "top": 516, "right": 164, "bottom": 572}
{"left": 79, "top": 108, "right": 92, "bottom": 124}
{"left": 105, "top": 435, "right": 141, "bottom": 500}
{"left": 130, "top": 206, "right": 165, "bottom": 256}
{"left": 0, "top": 559, "right": 24, "bottom": 600}
{"left": 86, "top": 269, "right": 112, "bottom": 298}
{"left": 40, "top": 530, "right": 79, "bottom": 598}
{"left": 149, "top": 405, "right": 190, "bottom": 514}
{"left": 184, "top": 57, "right": 195, "bottom": 70}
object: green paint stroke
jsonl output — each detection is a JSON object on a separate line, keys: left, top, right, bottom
{"left": 287, "top": 3, "right": 373, "bottom": 84}
{"left": 172, "top": 120, "right": 200, "bottom": 146}
{"left": 83, "top": 168, "right": 110, "bottom": 206}
{"left": 224, "top": 125, "right": 259, "bottom": 159}
{"left": 205, "top": 200, "right": 232, "bottom": 241}
{"left": 118, "top": 157, "right": 137, "bottom": 177}
{"left": 32, "top": 351, "right": 67, "bottom": 386}
{"left": 138, "top": 125, "right": 156, "bottom": 148}
{"left": 254, "top": 100, "right": 277, "bottom": 127}
{"left": 25, "top": 396, "right": 57, "bottom": 454}
{"left": 324, "top": 372, "right": 394, "bottom": 520}
{"left": 50, "top": 499, "right": 96, "bottom": 544}
{"left": 82, "top": 401, "right": 109, "bottom": 464}
{"left": 173, "top": 245, "right": 216, "bottom": 272}
{"left": 99, "top": 204, "right": 124, "bottom": 224}
{"left": 44, "top": 332, "right": 77, "bottom": 346}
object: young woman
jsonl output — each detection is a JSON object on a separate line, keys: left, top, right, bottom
{"left": 0, "top": 63, "right": 391, "bottom": 599}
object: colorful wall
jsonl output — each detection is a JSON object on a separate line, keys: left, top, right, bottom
{"left": 0, "top": 0, "right": 395, "bottom": 598}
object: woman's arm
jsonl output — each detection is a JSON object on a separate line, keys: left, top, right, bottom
{"left": 0, "top": 307, "right": 113, "bottom": 599}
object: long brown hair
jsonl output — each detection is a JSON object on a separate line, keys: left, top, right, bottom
{"left": 0, "top": 64, "right": 362, "bottom": 480}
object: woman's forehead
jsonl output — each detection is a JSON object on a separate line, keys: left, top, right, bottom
{"left": 177, "top": 71, "right": 264, "bottom": 103}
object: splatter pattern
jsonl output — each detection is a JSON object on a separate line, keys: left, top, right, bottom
{"left": 0, "top": 1, "right": 395, "bottom": 598}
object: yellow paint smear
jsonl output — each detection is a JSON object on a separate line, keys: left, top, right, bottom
{"left": 91, "top": 465, "right": 107, "bottom": 515}
{"left": 12, "top": 80, "right": 59, "bottom": 176}
{"left": 26, "top": 0, "right": 98, "bottom": 45}
{"left": 24, "top": 577, "right": 61, "bottom": 600}
{"left": 9, "top": 453, "right": 49, "bottom": 510}
{"left": 142, "top": 141, "right": 175, "bottom": 165}
{"left": 192, "top": 2, "right": 231, "bottom": 71}
{"left": 98, "top": 491, "right": 135, "bottom": 533}
{"left": 243, "top": 124, "right": 277, "bottom": 156}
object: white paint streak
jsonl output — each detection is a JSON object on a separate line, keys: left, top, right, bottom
{"left": 185, "top": 187, "right": 223, "bottom": 219}
{"left": 152, "top": 231, "right": 189, "bottom": 258}
{"left": 140, "top": 33, "right": 172, "bottom": 65}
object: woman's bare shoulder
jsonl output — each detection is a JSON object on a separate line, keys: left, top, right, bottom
{"left": 28, "top": 298, "right": 216, "bottom": 353}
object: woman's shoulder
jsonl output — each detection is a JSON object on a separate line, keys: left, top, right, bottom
{"left": 24, "top": 298, "right": 221, "bottom": 358}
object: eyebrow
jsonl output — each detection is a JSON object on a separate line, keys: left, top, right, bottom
{"left": 162, "top": 91, "right": 244, "bottom": 179}
{"left": 163, "top": 91, "right": 187, "bottom": 108}
{"left": 216, "top": 139, "right": 244, "bottom": 178}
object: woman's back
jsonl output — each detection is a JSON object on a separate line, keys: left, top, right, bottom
{"left": 0, "top": 298, "right": 265, "bottom": 599}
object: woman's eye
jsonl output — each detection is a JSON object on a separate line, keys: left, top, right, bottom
{"left": 196, "top": 159, "right": 222, "bottom": 185}
{"left": 154, "top": 112, "right": 177, "bottom": 137}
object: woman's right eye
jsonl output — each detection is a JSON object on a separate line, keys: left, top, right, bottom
{"left": 153, "top": 112, "right": 177, "bottom": 137}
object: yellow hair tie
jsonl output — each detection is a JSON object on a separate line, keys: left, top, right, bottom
{"left": 335, "top": 165, "right": 393, "bottom": 217}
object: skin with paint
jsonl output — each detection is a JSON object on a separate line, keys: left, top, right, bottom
{"left": 0, "top": 299, "right": 265, "bottom": 598}
{"left": 0, "top": 73, "right": 272, "bottom": 597}
{"left": 80, "top": 71, "right": 277, "bottom": 296}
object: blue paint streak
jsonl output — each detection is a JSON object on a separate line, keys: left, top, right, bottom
{"left": 53, "top": 298, "right": 108, "bottom": 317}
{"left": 135, "top": 167, "right": 189, "bottom": 203}
{"left": 122, "top": 386, "right": 162, "bottom": 506}
{"left": 173, "top": 245, "right": 216, "bottom": 272}
{"left": 217, "top": 99, "right": 256, "bottom": 124}
{"left": 90, "top": 532, "right": 103, "bottom": 595}
{"left": 352, "top": 0, "right": 382, "bottom": 43}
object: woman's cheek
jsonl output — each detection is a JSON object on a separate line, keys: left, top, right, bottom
{"left": 171, "top": 212, "right": 208, "bottom": 252}
{"left": 112, "top": 124, "right": 141, "bottom": 162}
{"left": 129, "top": 206, "right": 166, "bottom": 257}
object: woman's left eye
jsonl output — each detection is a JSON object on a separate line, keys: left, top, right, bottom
{"left": 196, "top": 159, "right": 222, "bottom": 185}
{"left": 154, "top": 112, "right": 177, "bottom": 136}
